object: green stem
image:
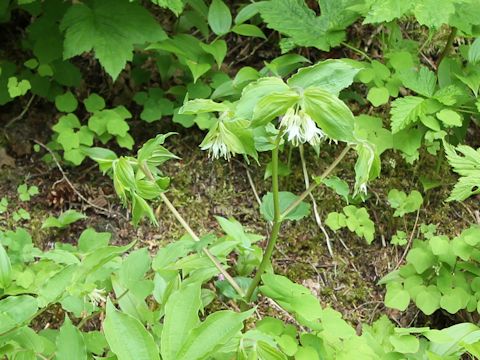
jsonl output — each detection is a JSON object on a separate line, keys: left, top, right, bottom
{"left": 438, "top": 27, "right": 457, "bottom": 64}
{"left": 244, "top": 133, "right": 283, "bottom": 302}
{"left": 281, "top": 145, "right": 352, "bottom": 220}
{"left": 341, "top": 42, "right": 372, "bottom": 61}
{"left": 140, "top": 162, "right": 245, "bottom": 298}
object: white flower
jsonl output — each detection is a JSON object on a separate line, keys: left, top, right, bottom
{"left": 280, "top": 107, "right": 325, "bottom": 147}
{"left": 87, "top": 288, "right": 107, "bottom": 307}
{"left": 200, "top": 122, "right": 238, "bottom": 160}
{"left": 359, "top": 183, "right": 368, "bottom": 195}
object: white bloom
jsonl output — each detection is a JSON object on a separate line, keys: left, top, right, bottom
{"left": 87, "top": 288, "right": 107, "bottom": 307}
{"left": 200, "top": 122, "right": 237, "bottom": 160}
{"left": 280, "top": 107, "right": 325, "bottom": 147}
{"left": 359, "top": 183, "right": 368, "bottom": 195}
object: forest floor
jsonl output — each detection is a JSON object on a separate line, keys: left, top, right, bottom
{"left": 1, "top": 111, "right": 478, "bottom": 331}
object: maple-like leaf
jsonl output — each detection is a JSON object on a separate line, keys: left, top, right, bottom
{"left": 390, "top": 96, "right": 426, "bottom": 133}
{"left": 60, "top": 0, "right": 166, "bottom": 79}
{"left": 445, "top": 142, "right": 480, "bottom": 201}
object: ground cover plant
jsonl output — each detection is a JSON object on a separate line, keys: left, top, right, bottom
{"left": 1, "top": 0, "right": 480, "bottom": 359}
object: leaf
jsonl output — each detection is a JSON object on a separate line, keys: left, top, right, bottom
{"left": 367, "top": 87, "right": 389, "bottom": 107}
{"left": 200, "top": 40, "right": 227, "bottom": 68}
{"left": 415, "top": 286, "right": 441, "bottom": 315}
{"left": 440, "top": 288, "right": 470, "bottom": 314}
{"left": 232, "top": 24, "right": 266, "bottom": 39}
{"left": 389, "top": 334, "right": 419, "bottom": 354}
{"left": 413, "top": 0, "right": 455, "bottom": 28}
{"left": 60, "top": 0, "right": 166, "bottom": 79}
{"left": 0, "top": 244, "right": 11, "bottom": 289}
{"left": 103, "top": 300, "right": 160, "bottom": 360}
{"left": 398, "top": 66, "right": 437, "bottom": 98}
{"left": 176, "top": 309, "right": 253, "bottom": 360}
{"left": 385, "top": 282, "right": 410, "bottom": 311}
{"left": 302, "top": 87, "right": 356, "bottom": 142}
{"left": 42, "top": 210, "right": 86, "bottom": 229}
{"left": 152, "top": 0, "right": 186, "bottom": 16}
{"left": 258, "top": 0, "right": 359, "bottom": 52}
{"left": 406, "top": 247, "right": 435, "bottom": 274}
{"left": 208, "top": 0, "right": 232, "bottom": 35}
{"left": 444, "top": 142, "right": 480, "bottom": 201}
{"left": 56, "top": 316, "right": 87, "bottom": 360}
{"left": 7, "top": 77, "right": 31, "bottom": 98}
{"left": 287, "top": 59, "right": 361, "bottom": 95}
{"left": 0, "top": 296, "right": 38, "bottom": 334}
{"left": 55, "top": 91, "right": 78, "bottom": 113}
{"left": 260, "top": 191, "right": 310, "bottom": 221}
{"left": 390, "top": 96, "right": 426, "bottom": 133}
{"left": 84, "top": 93, "right": 105, "bottom": 112}
{"left": 161, "top": 283, "right": 202, "bottom": 360}
{"left": 252, "top": 90, "right": 300, "bottom": 126}
{"left": 469, "top": 38, "right": 480, "bottom": 64}
{"left": 436, "top": 109, "right": 462, "bottom": 127}
{"left": 363, "top": 0, "right": 414, "bottom": 24}
{"left": 179, "top": 99, "right": 229, "bottom": 114}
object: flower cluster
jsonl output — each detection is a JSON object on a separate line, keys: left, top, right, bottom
{"left": 280, "top": 107, "right": 325, "bottom": 147}
{"left": 200, "top": 119, "right": 238, "bottom": 160}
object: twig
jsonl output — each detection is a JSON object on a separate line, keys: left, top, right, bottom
{"left": 33, "top": 140, "right": 113, "bottom": 216}
{"left": 299, "top": 145, "right": 334, "bottom": 257}
{"left": 245, "top": 168, "right": 262, "bottom": 207}
{"left": 394, "top": 208, "right": 421, "bottom": 270}
{"left": 438, "top": 27, "right": 457, "bottom": 65}
{"left": 5, "top": 94, "right": 36, "bottom": 129}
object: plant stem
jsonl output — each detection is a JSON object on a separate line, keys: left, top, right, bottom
{"left": 438, "top": 27, "right": 457, "bottom": 64}
{"left": 281, "top": 145, "right": 352, "bottom": 220}
{"left": 341, "top": 42, "right": 372, "bottom": 61}
{"left": 244, "top": 133, "right": 283, "bottom": 302}
{"left": 140, "top": 162, "right": 245, "bottom": 297}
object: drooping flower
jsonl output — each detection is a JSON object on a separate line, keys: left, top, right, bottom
{"left": 200, "top": 120, "right": 240, "bottom": 160}
{"left": 87, "top": 288, "right": 107, "bottom": 307}
{"left": 280, "top": 107, "right": 325, "bottom": 147}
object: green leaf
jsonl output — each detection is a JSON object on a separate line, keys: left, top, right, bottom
{"left": 469, "top": 38, "right": 480, "bottom": 64}
{"left": 61, "top": 0, "right": 166, "bottom": 79}
{"left": 260, "top": 191, "right": 310, "bottom": 221}
{"left": 287, "top": 59, "right": 361, "bottom": 95}
{"left": 440, "top": 288, "right": 470, "bottom": 314}
{"left": 84, "top": 93, "right": 105, "bottom": 112}
{"left": 444, "top": 142, "right": 480, "bottom": 201}
{"left": 179, "top": 99, "right": 229, "bottom": 114}
{"left": 415, "top": 285, "right": 441, "bottom": 315}
{"left": 152, "top": 0, "right": 186, "bottom": 16}
{"left": 42, "top": 210, "right": 86, "bottom": 229}
{"left": 200, "top": 40, "right": 227, "bottom": 68}
{"left": 0, "top": 296, "right": 38, "bottom": 334}
{"left": 161, "top": 283, "right": 202, "bottom": 360}
{"left": 406, "top": 247, "right": 435, "bottom": 274}
{"left": 363, "top": 0, "right": 413, "bottom": 24}
{"left": 258, "top": 0, "right": 359, "bottom": 52}
{"left": 413, "top": 0, "right": 455, "bottom": 28}
{"left": 55, "top": 91, "right": 78, "bottom": 113}
{"left": 385, "top": 282, "right": 410, "bottom": 311}
{"left": 56, "top": 316, "right": 87, "bottom": 360}
{"left": 302, "top": 87, "right": 355, "bottom": 142}
{"left": 398, "top": 66, "right": 437, "bottom": 98}
{"left": 7, "top": 77, "right": 31, "bottom": 98}
{"left": 252, "top": 90, "right": 300, "bottom": 126}
{"left": 176, "top": 309, "right": 253, "bottom": 360}
{"left": 388, "top": 189, "right": 423, "bottom": 217}
{"left": 389, "top": 334, "right": 419, "bottom": 354}
{"left": 390, "top": 96, "right": 426, "bottom": 133}
{"left": 325, "top": 212, "right": 347, "bottom": 231}
{"left": 104, "top": 301, "right": 160, "bottom": 360}
{"left": 436, "top": 109, "right": 462, "bottom": 127}
{"left": 367, "top": 87, "right": 389, "bottom": 107}
{"left": 0, "top": 244, "right": 11, "bottom": 289}
{"left": 208, "top": 0, "right": 232, "bottom": 35}
{"left": 232, "top": 24, "right": 266, "bottom": 39}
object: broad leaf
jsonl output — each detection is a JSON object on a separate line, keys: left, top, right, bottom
{"left": 103, "top": 300, "right": 160, "bottom": 360}
{"left": 61, "top": 0, "right": 166, "bottom": 79}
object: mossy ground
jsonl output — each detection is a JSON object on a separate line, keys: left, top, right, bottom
{"left": 1, "top": 117, "right": 477, "bottom": 330}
